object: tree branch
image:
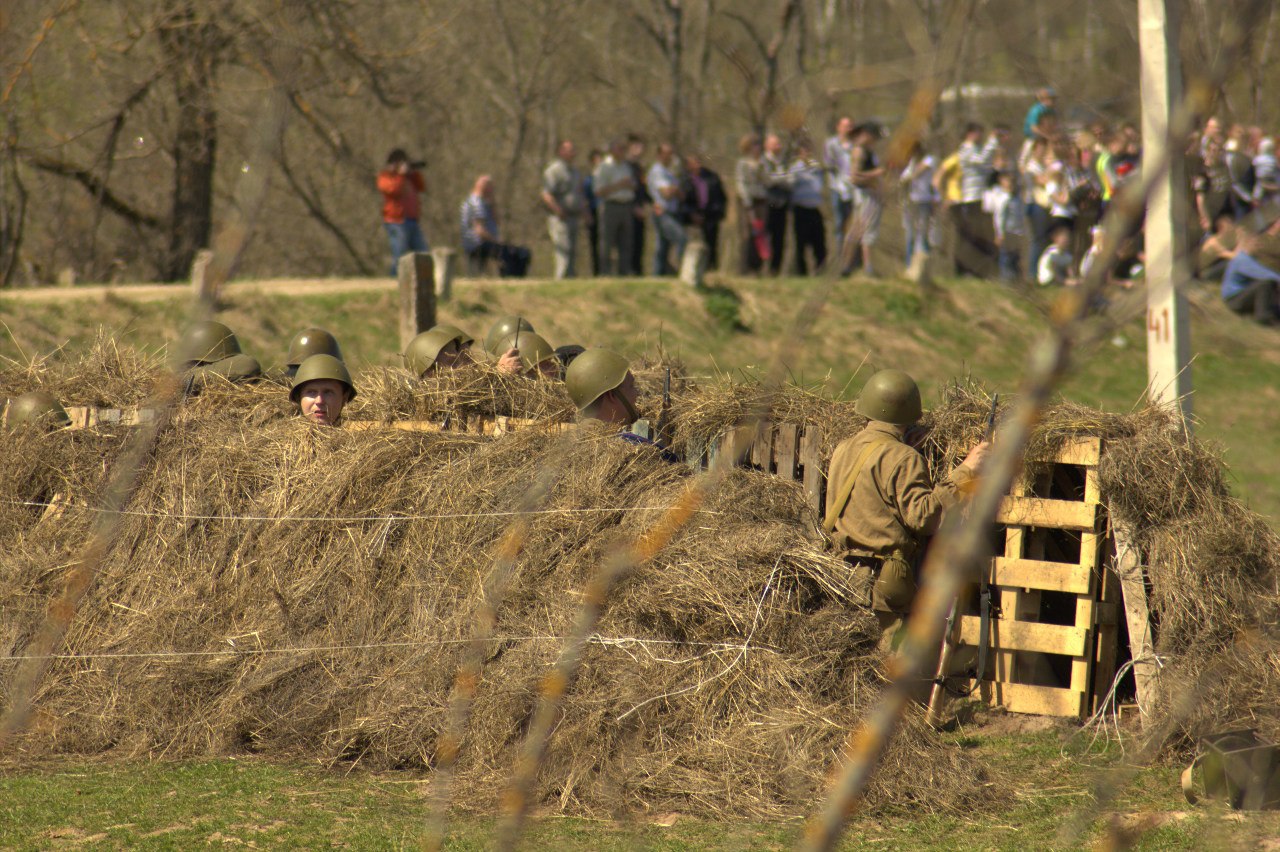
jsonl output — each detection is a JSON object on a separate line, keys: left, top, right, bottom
{"left": 24, "top": 154, "right": 161, "bottom": 230}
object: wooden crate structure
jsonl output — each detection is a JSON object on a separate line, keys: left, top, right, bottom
{"left": 957, "top": 436, "right": 1120, "bottom": 717}
{"left": 694, "top": 425, "right": 1123, "bottom": 719}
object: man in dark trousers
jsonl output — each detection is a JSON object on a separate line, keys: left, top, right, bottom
{"left": 682, "top": 151, "right": 728, "bottom": 270}
{"left": 626, "top": 134, "right": 651, "bottom": 275}
{"left": 763, "top": 134, "right": 793, "bottom": 276}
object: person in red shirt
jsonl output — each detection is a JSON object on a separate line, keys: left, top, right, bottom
{"left": 376, "top": 148, "right": 429, "bottom": 275}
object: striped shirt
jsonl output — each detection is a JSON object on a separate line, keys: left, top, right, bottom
{"left": 460, "top": 193, "right": 497, "bottom": 252}
{"left": 958, "top": 137, "right": 999, "bottom": 203}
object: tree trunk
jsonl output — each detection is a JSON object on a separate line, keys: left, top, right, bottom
{"left": 159, "top": 1, "right": 220, "bottom": 281}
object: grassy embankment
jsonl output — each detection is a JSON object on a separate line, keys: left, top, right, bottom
{"left": 3, "top": 724, "right": 1279, "bottom": 850}
{"left": 3, "top": 273, "right": 1278, "bottom": 520}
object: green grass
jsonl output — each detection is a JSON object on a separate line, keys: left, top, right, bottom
{"left": 3, "top": 725, "right": 1277, "bottom": 849}
{"left": 4, "top": 273, "right": 1277, "bottom": 521}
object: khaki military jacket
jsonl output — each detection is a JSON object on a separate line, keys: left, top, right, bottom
{"left": 824, "top": 421, "right": 973, "bottom": 559}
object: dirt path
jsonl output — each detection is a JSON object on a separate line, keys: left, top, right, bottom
{"left": 0, "top": 276, "right": 560, "bottom": 303}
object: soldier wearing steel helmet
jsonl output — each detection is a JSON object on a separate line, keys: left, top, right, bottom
{"left": 4, "top": 391, "right": 71, "bottom": 430}
{"left": 823, "top": 369, "right": 989, "bottom": 648}
{"left": 565, "top": 349, "right": 678, "bottom": 462}
{"left": 290, "top": 354, "right": 357, "bottom": 426}
{"left": 282, "top": 328, "right": 344, "bottom": 380}
{"left": 404, "top": 326, "right": 474, "bottom": 377}
{"left": 483, "top": 315, "right": 535, "bottom": 373}
{"left": 492, "top": 331, "right": 559, "bottom": 378}
{"left": 174, "top": 320, "right": 262, "bottom": 387}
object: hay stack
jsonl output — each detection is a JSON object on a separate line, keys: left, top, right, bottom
{"left": 0, "top": 397, "right": 994, "bottom": 819}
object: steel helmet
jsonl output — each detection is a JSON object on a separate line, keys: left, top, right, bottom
{"left": 404, "top": 327, "right": 466, "bottom": 376}
{"left": 289, "top": 354, "right": 357, "bottom": 402}
{"left": 495, "top": 331, "right": 556, "bottom": 373}
{"left": 176, "top": 320, "right": 242, "bottom": 365}
{"left": 484, "top": 316, "right": 535, "bottom": 355}
{"left": 201, "top": 353, "right": 263, "bottom": 383}
{"left": 432, "top": 324, "right": 474, "bottom": 346}
{"left": 565, "top": 349, "right": 630, "bottom": 410}
{"left": 855, "top": 369, "right": 922, "bottom": 426}
{"left": 286, "top": 328, "right": 343, "bottom": 367}
{"left": 5, "top": 391, "right": 71, "bottom": 430}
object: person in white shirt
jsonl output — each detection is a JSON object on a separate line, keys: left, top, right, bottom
{"left": 1037, "top": 224, "right": 1077, "bottom": 286}
{"left": 899, "top": 141, "right": 937, "bottom": 267}
{"left": 990, "top": 171, "right": 1025, "bottom": 282}
{"left": 647, "top": 143, "right": 687, "bottom": 275}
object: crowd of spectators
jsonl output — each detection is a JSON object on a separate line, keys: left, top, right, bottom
{"left": 374, "top": 87, "right": 1280, "bottom": 326}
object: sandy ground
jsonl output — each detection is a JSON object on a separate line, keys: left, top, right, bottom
{"left": 0, "top": 276, "right": 558, "bottom": 303}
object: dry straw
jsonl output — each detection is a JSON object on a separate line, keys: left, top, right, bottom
{"left": 1, "top": 354, "right": 1277, "bottom": 820}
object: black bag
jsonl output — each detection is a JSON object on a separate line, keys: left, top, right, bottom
{"left": 498, "top": 245, "right": 531, "bottom": 278}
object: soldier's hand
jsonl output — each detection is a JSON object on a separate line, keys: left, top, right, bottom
{"left": 496, "top": 348, "right": 522, "bottom": 374}
{"left": 961, "top": 440, "right": 992, "bottom": 473}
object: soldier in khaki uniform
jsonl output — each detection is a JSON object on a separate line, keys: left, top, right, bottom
{"left": 824, "top": 369, "right": 989, "bottom": 649}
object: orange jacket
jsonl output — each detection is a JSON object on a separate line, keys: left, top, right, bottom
{"left": 377, "top": 169, "right": 425, "bottom": 223}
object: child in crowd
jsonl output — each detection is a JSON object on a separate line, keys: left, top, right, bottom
{"left": 1037, "top": 224, "right": 1077, "bottom": 286}
{"left": 990, "top": 171, "right": 1025, "bottom": 282}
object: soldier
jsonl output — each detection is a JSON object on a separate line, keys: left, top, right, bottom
{"left": 290, "top": 354, "right": 357, "bottom": 426}
{"left": 823, "top": 369, "right": 989, "bottom": 650}
{"left": 483, "top": 315, "right": 535, "bottom": 373}
{"left": 4, "top": 391, "right": 71, "bottom": 430}
{"left": 283, "top": 328, "right": 343, "bottom": 381}
{"left": 174, "top": 320, "right": 262, "bottom": 385}
{"left": 404, "top": 326, "right": 474, "bottom": 377}
{"left": 565, "top": 349, "right": 678, "bottom": 462}
{"left": 492, "top": 331, "right": 559, "bottom": 378}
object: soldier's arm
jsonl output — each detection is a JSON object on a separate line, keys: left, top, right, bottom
{"left": 891, "top": 451, "right": 974, "bottom": 536}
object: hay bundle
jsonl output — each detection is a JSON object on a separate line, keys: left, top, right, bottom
{"left": 0, "top": 403, "right": 996, "bottom": 819}
{"left": 0, "top": 333, "right": 165, "bottom": 409}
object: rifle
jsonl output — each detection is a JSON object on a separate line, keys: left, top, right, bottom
{"left": 925, "top": 393, "right": 998, "bottom": 728}
{"left": 655, "top": 367, "right": 673, "bottom": 446}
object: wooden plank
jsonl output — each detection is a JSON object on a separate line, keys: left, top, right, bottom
{"left": 774, "top": 423, "right": 798, "bottom": 481}
{"left": 1092, "top": 566, "right": 1122, "bottom": 715}
{"left": 958, "top": 616, "right": 1089, "bottom": 657}
{"left": 997, "top": 496, "right": 1098, "bottom": 531}
{"left": 1070, "top": 596, "right": 1097, "bottom": 693}
{"left": 986, "top": 680, "right": 1087, "bottom": 717}
{"left": 799, "top": 426, "right": 823, "bottom": 517}
{"left": 685, "top": 437, "right": 707, "bottom": 472}
{"left": 751, "top": 422, "right": 774, "bottom": 470}
{"left": 990, "top": 557, "right": 1093, "bottom": 594}
{"left": 1028, "top": 436, "right": 1101, "bottom": 467}
{"left": 1114, "top": 523, "right": 1159, "bottom": 720}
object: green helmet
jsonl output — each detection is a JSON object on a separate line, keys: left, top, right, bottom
{"left": 565, "top": 349, "right": 630, "bottom": 410}
{"left": 286, "top": 328, "right": 343, "bottom": 367}
{"left": 855, "top": 369, "right": 922, "bottom": 426}
{"left": 484, "top": 316, "right": 535, "bottom": 355}
{"left": 432, "top": 324, "right": 474, "bottom": 346}
{"left": 289, "top": 354, "right": 357, "bottom": 402}
{"left": 177, "top": 320, "right": 241, "bottom": 365}
{"left": 201, "top": 353, "right": 263, "bottom": 383}
{"left": 5, "top": 391, "right": 71, "bottom": 430}
{"left": 404, "top": 327, "right": 466, "bottom": 376}
{"left": 495, "top": 331, "right": 556, "bottom": 373}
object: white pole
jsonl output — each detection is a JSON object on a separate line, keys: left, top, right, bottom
{"left": 1138, "top": 0, "right": 1193, "bottom": 427}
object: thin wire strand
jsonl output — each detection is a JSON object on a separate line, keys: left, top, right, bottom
{"left": 1, "top": 496, "right": 711, "bottom": 523}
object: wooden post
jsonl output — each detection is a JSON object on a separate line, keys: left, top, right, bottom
{"left": 431, "top": 247, "right": 457, "bottom": 302}
{"left": 1113, "top": 523, "right": 1159, "bottom": 720}
{"left": 190, "top": 249, "right": 216, "bottom": 305}
{"left": 1139, "top": 0, "right": 1193, "bottom": 426}
{"left": 680, "top": 241, "right": 708, "bottom": 288}
{"left": 397, "top": 252, "right": 436, "bottom": 351}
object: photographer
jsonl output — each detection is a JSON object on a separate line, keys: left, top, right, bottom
{"left": 376, "top": 148, "right": 429, "bottom": 276}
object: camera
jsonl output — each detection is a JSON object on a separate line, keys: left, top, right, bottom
{"left": 410, "top": 160, "right": 426, "bottom": 169}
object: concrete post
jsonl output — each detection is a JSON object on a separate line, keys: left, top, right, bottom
{"left": 1139, "top": 0, "right": 1193, "bottom": 426}
{"left": 431, "top": 247, "right": 457, "bottom": 302}
{"left": 398, "top": 251, "right": 436, "bottom": 351}
{"left": 680, "top": 240, "right": 708, "bottom": 288}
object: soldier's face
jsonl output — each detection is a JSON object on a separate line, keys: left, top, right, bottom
{"left": 299, "top": 379, "right": 348, "bottom": 425}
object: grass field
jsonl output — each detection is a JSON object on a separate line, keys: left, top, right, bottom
{"left": 4, "top": 721, "right": 1278, "bottom": 850}
{"left": 3, "top": 272, "right": 1278, "bottom": 520}
{"left": 3, "top": 273, "right": 1280, "bottom": 849}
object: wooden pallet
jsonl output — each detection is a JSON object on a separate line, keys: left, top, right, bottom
{"left": 957, "top": 436, "right": 1118, "bottom": 718}
{"left": 685, "top": 422, "right": 826, "bottom": 514}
